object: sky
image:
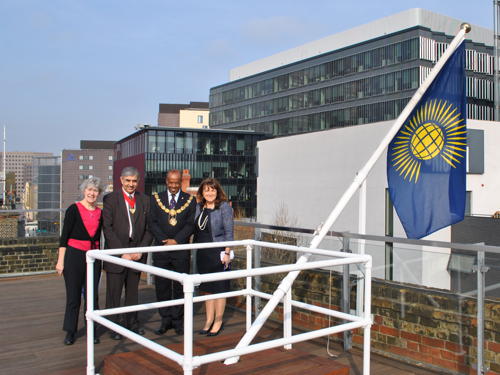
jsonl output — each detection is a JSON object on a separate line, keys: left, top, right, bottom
{"left": 0, "top": 0, "right": 494, "bottom": 154}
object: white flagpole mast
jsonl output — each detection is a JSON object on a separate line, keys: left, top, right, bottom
{"left": 225, "top": 23, "right": 471, "bottom": 366}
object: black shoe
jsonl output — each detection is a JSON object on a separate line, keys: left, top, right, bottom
{"left": 132, "top": 327, "right": 145, "bottom": 335}
{"left": 64, "top": 332, "right": 75, "bottom": 345}
{"left": 155, "top": 321, "right": 172, "bottom": 335}
{"left": 207, "top": 322, "right": 224, "bottom": 337}
{"left": 199, "top": 322, "right": 214, "bottom": 335}
{"left": 174, "top": 326, "right": 184, "bottom": 336}
{"left": 110, "top": 332, "right": 122, "bottom": 340}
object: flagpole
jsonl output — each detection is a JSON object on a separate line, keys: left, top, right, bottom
{"left": 225, "top": 23, "right": 471, "bottom": 367}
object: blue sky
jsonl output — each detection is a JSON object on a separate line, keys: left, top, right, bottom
{"left": 0, "top": 0, "right": 493, "bottom": 153}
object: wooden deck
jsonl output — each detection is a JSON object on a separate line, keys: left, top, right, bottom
{"left": 0, "top": 274, "right": 441, "bottom": 375}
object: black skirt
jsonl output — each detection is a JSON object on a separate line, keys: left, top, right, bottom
{"left": 194, "top": 208, "right": 230, "bottom": 294}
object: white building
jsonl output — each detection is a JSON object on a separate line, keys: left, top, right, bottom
{"left": 256, "top": 120, "right": 500, "bottom": 289}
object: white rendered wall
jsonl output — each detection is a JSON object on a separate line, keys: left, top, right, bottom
{"left": 256, "top": 120, "right": 500, "bottom": 289}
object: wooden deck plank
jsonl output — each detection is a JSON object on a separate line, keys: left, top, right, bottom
{"left": 0, "top": 274, "right": 441, "bottom": 375}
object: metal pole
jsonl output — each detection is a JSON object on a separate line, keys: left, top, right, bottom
{"left": 385, "top": 189, "right": 394, "bottom": 280}
{"left": 342, "top": 236, "right": 352, "bottom": 351}
{"left": 246, "top": 244, "right": 253, "bottom": 331}
{"left": 183, "top": 279, "right": 194, "bottom": 375}
{"left": 283, "top": 287, "right": 292, "bottom": 350}
{"left": 362, "top": 259, "right": 372, "bottom": 375}
{"left": 224, "top": 25, "right": 470, "bottom": 366}
{"left": 86, "top": 255, "right": 96, "bottom": 375}
{"left": 2, "top": 125, "right": 5, "bottom": 207}
{"left": 254, "top": 227, "right": 261, "bottom": 318}
{"left": 494, "top": 0, "right": 500, "bottom": 120}
{"left": 356, "top": 180, "right": 366, "bottom": 316}
{"left": 475, "top": 251, "right": 488, "bottom": 375}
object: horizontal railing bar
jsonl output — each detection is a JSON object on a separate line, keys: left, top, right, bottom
{"left": 193, "top": 321, "right": 367, "bottom": 366}
{"left": 234, "top": 221, "right": 500, "bottom": 254}
{"left": 89, "top": 249, "right": 369, "bottom": 286}
{"left": 250, "top": 289, "right": 363, "bottom": 322}
{"left": 94, "top": 290, "right": 247, "bottom": 316}
{"left": 90, "top": 313, "right": 183, "bottom": 365}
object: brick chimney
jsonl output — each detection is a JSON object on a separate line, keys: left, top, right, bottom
{"left": 181, "top": 169, "right": 191, "bottom": 192}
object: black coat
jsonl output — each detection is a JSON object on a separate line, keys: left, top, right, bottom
{"left": 102, "top": 190, "right": 153, "bottom": 273}
{"left": 148, "top": 190, "right": 196, "bottom": 259}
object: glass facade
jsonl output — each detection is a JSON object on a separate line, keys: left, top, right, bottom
{"left": 115, "top": 128, "right": 265, "bottom": 217}
{"left": 210, "top": 29, "right": 494, "bottom": 137}
{"left": 32, "top": 156, "right": 61, "bottom": 234}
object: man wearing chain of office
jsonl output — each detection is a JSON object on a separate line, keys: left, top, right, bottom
{"left": 149, "top": 169, "right": 196, "bottom": 336}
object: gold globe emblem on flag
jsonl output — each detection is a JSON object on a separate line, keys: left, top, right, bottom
{"left": 390, "top": 99, "right": 466, "bottom": 184}
{"left": 410, "top": 123, "right": 444, "bottom": 160}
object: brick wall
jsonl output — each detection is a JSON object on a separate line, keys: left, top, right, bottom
{"left": 0, "top": 237, "right": 59, "bottom": 274}
{"left": 231, "top": 225, "right": 500, "bottom": 375}
{"left": 0, "top": 216, "right": 18, "bottom": 238}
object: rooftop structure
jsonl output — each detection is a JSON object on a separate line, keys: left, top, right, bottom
{"left": 209, "top": 8, "right": 493, "bottom": 137}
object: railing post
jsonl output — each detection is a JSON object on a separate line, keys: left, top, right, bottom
{"left": 183, "top": 278, "right": 195, "bottom": 375}
{"left": 246, "top": 244, "right": 253, "bottom": 332}
{"left": 283, "top": 287, "right": 292, "bottom": 350}
{"left": 146, "top": 252, "right": 153, "bottom": 285}
{"left": 254, "top": 227, "right": 261, "bottom": 318}
{"left": 341, "top": 236, "right": 352, "bottom": 351}
{"left": 86, "top": 253, "right": 96, "bottom": 375}
{"left": 363, "top": 258, "right": 372, "bottom": 375}
{"left": 474, "top": 251, "right": 489, "bottom": 375}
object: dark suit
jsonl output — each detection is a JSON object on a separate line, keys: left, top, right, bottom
{"left": 103, "top": 190, "right": 153, "bottom": 329}
{"left": 148, "top": 190, "right": 196, "bottom": 329}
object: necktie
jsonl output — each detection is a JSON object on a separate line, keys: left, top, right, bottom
{"left": 169, "top": 195, "right": 176, "bottom": 209}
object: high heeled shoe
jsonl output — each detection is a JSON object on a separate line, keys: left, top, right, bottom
{"left": 64, "top": 332, "right": 75, "bottom": 345}
{"left": 198, "top": 321, "right": 214, "bottom": 335}
{"left": 207, "top": 322, "right": 224, "bottom": 337}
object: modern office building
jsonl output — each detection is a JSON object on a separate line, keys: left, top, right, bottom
{"left": 0, "top": 151, "right": 53, "bottom": 196}
{"left": 157, "top": 102, "right": 210, "bottom": 129}
{"left": 32, "top": 156, "right": 60, "bottom": 234}
{"left": 209, "top": 9, "right": 493, "bottom": 137}
{"left": 61, "top": 140, "right": 115, "bottom": 210}
{"left": 113, "top": 127, "right": 265, "bottom": 217}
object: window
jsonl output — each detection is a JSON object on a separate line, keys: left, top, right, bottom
{"left": 79, "top": 165, "right": 83, "bottom": 170}
{"left": 108, "top": 165, "right": 112, "bottom": 170}
{"left": 89, "top": 155, "right": 94, "bottom": 160}
{"left": 108, "top": 156, "right": 113, "bottom": 161}
{"left": 79, "top": 155, "right": 84, "bottom": 160}
{"left": 89, "top": 165, "right": 93, "bottom": 170}
{"left": 197, "top": 115, "right": 204, "bottom": 123}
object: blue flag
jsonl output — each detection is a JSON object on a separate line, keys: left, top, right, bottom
{"left": 387, "top": 42, "right": 466, "bottom": 239}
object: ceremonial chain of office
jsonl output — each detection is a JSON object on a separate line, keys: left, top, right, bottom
{"left": 153, "top": 192, "right": 194, "bottom": 226}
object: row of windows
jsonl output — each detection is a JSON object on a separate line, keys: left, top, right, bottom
{"left": 419, "top": 66, "right": 494, "bottom": 102}
{"left": 228, "top": 98, "right": 411, "bottom": 136}
{"left": 467, "top": 103, "right": 493, "bottom": 120}
{"left": 466, "top": 77, "right": 494, "bottom": 100}
{"left": 78, "top": 174, "right": 113, "bottom": 180}
{"left": 210, "top": 38, "right": 420, "bottom": 107}
{"left": 78, "top": 165, "right": 113, "bottom": 170}
{"left": 143, "top": 131, "right": 261, "bottom": 156}
{"left": 77, "top": 155, "right": 113, "bottom": 161}
{"left": 211, "top": 68, "right": 420, "bottom": 125}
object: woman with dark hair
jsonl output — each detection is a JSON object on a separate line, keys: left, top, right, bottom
{"left": 56, "top": 177, "right": 103, "bottom": 345}
{"left": 194, "top": 178, "right": 234, "bottom": 336}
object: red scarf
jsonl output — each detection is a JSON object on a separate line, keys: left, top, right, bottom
{"left": 123, "top": 191, "right": 136, "bottom": 209}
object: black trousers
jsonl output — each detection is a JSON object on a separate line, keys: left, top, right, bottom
{"left": 63, "top": 246, "right": 101, "bottom": 333}
{"left": 105, "top": 268, "right": 141, "bottom": 328}
{"left": 153, "top": 254, "right": 190, "bottom": 329}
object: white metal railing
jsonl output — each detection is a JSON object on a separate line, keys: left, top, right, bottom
{"left": 85, "top": 239, "right": 372, "bottom": 375}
